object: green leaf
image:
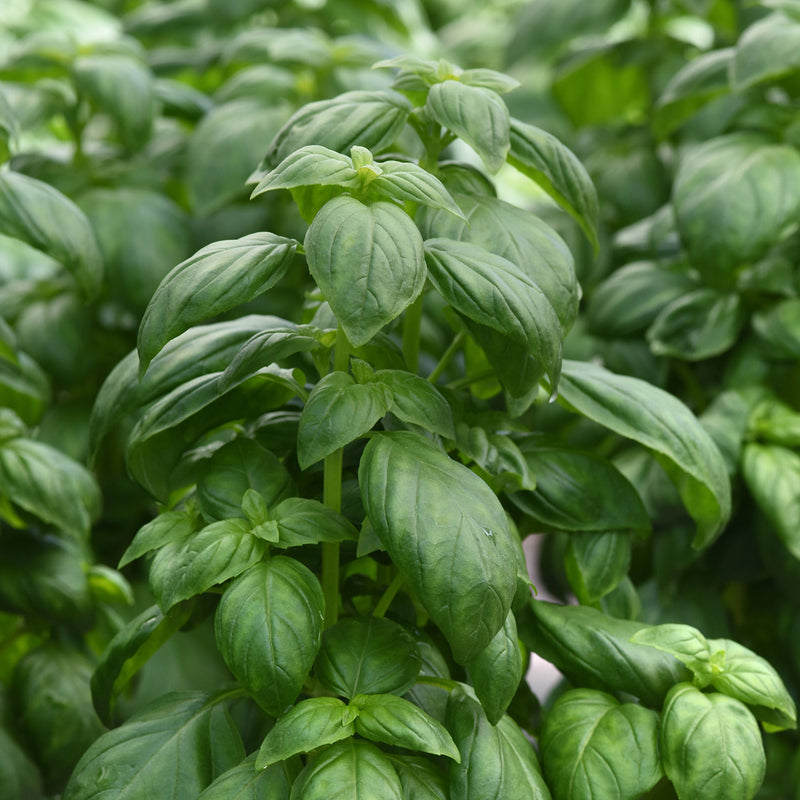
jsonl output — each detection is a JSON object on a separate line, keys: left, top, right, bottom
{"left": 653, "top": 48, "right": 732, "bottom": 138}
{"left": 752, "top": 298, "right": 800, "bottom": 360}
{"left": 251, "top": 145, "right": 359, "bottom": 196}
{"left": 0, "top": 351, "right": 50, "bottom": 426}
{"left": 352, "top": 694, "right": 460, "bottom": 761}
{"left": 748, "top": 396, "right": 800, "bottom": 447}
{"left": 447, "top": 686, "right": 551, "bottom": 800}
{"left": 555, "top": 359, "right": 731, "bottom": 548}
{"left": 518, "top": 600, "right": 691, "bottom": 706}
{"left": 315, "top": 617, "right": 421, "bottom": 698}
{"left": 198, "top": 753, "right": 296, "bottom": 800}
{"left": 459, "top": 68, "right": 520, "bottom": 94}
{"left": 196, "top": 437, "right": 294, "bottom": 522}
{"left": 304, "top": 196, "right": 426, "bottom": 348}
{"left": 297, "top": 372, "right": 393, "bottom": 469}
{"left": 660, "top": 684, "right": 766, "bottom": 800}
{"left": 540, "top": 688, "right": 663, "bottom": 800}
{"left": 289, "top": 739, "right": 404, "bottom": 800}
{"left": 507, "top": 117, "right": 599, "bottom": 252}
{"left": 0, "top": 170, "right": 103, "bottom": 298}
{"left": 91, "top": 604, "right": 189, "bottom": 726}
{"left": 367, "top": 160, "right": 465, "bottom": 219}
{"left": 465, "top": 611, "right": 523, "bottom": 725}
{"left": 647, "top": 288, "right": 744, "bottom": 360}
{"left": 260, "top": 89, "right": 411, "bottom": 172}
{"left": 369, "top": 370, "right": 454, "bottom": 438}
{"left": 455, "top": 425, "right": 535, "bottom": 493}
{"left": 565, "top": 532, "right": 632, "bottom": 605}
{"left": 0, "top": 726, "right": 42, "bottom": 800}
{"left": 742, "top": 444, "right": 800, "bottom": 560}
{"left": 509, "top": 446, "right": 651, "bottom": 538}
{"left": 64, "top": 692, "right": 245, "bottom": 800}
{"left": 149, "top": 519, "right": 264, "bottom": 612}
{"left": 732, "top": 12, "right": 800, "bottom": 90}
{"left": 630, "top": 623, "right": 715, "bottom": 687}
{"left": 425, "top": 238, "right": 562, "bottom": 385}
{"left": 707, "top": 638, "right": 797, "bottom": 730}
{"left": 138, "top": 233, "right": 298, "bottom": 373}
{"left": 14, "top": 644, "right": 105, "bottom": 792}
{"left": 72, "top": 54, "right": 155, "bottom": 150}
{"left": 0, "top": 437, "right": 100, "bottom": 542}
{"left": 360, "top": 432, "right": 519, "bottom": 663}
{"left": 215, "top": 558, "right": 324, "bottom": 716}
{"left": 386, "top": 755, "right": 449, "bottom": 800}
{"left": 419, "top": 194, "right": 579, "bottom": 337}
{"left": 271, "top": 497, "right": 358, "bottom": 548}
{"left": 673, "top": 134, "right": 800, "bottom": 282}
{"left": 119, "top": 510, "right": 199, "bottom": 568}
{"left": 257, "top": 697, "right": 354, "bottom": 768}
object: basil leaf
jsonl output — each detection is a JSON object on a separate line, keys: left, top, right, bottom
{"left": 251, "top": 145, "right": 359, "bottom": 196}
{"left": 304, "top": 196, "right": 425, "bottom": 348}
{"left": 256, "top": 697, "right": 354, "bottom": 769}
{"left": 315, "top": 617, "right": 421, "bottom": 698}
{"left": 63, "top": 692, "right": 245, "bottom": 800}
{"left": 0, "top": 725, "right": 42, "bottom": 800}
{"left": 215, "top": 558, "right": 324, "bottom": 716}
{"left": 371, "top": 369, "right": 455, "bottom": 438}
{"left": 540, "top": 688, "right": 663, "bottom": 800}
{"left": 752, "top": 298, "right": 800, "bottom": 359}
{"left": 660, "top": 684, "right": 766, "bottom": 800}
{"left": 556, "top": 359, "right": 731, "bottom": 548}
{"left": 0, "top": 351, "right": 49, "bottom": 426}
{"left": 630, "top": 623, "right": 716, "bottom": 687}
{"left": 731, "top": 12, "right": 800, "bottom": 90}
{"left": 119, "top": 510, "right": 199, "bottom": 568}
{"left": 198, "top": 753, "right": 296, "bottom": 800}
{"left": 386, "top": 754, "right": 449, "bottom": 800}
{"left": 360, "top": 432, "right": 518, "bottom": 663}
{"left": 565, "top": 532, "right": 632, "bottom": 605}
{"left": 368, "top": 160, "right": 465, "bottom": 219}
{"left": 270, "top": 497, "right": 358, "bottom": 548}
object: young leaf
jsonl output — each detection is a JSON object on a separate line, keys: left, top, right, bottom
{"left": 706, "top": 638, "right": 797, "bottom": 731}
{"left": 251, "top": 145, "right": 359, "bottom": 196}
{"left": 424, "top": 238, "right": 562, "bottom": 385}
{"left": 256, "top": 697, "right": 354, "bottom": 769}
{"left": 426, "top": 81, "right": 510, "bottom": 173}
{"left": 138, "top": 233, "right": 298, "bottom": 373}
{"left": 297, "top": 372, "right": 393, "bottom": 469}
{"left": 731, "top": 12, "right": 800, "bottom": 91}
{"left": 507, "top": 117, "right": 599, "bottom": 251}
{"left": 555, "top": 359, "right": 731, "bottom": 548}
{"left": 315, "top": 617, "right": 421, "bottom": 698}
{"left": 660, "top": 684, "right": 766, "bottom": 800}
{"left": 149, "top": 519, "right": 264, "bottom": 612}
{"left": 465, "top": 611, "right": 524, "bottom": 725}
{"left": 304, "top": 196, "right": 426, "bottom": 348}
{"left": 447, "top": 687, "right": 551, "bottom": 800}
{"left": 119, "top": 510, "right": 199, "bottom": 568}
{"left": 352, "top": 693, "right": 460, "bottom": 761}
{"left": 215, "top": 558, "right": 324, "bottom": 716}
{"left": 271, "top": 497, "right": 358, "bottom": 548}
{"left": 540, "top": 688, "right": 663, "bottom": 800}
{"left": 518, "top": 600, "right": 691, "bottom": 706}
{"left": 198, "top": 753, "right": 296, "bottom": 800}
{"left": 0, "top": 171, "right": 103, "bottom": 298}
{"left": 367, "top": 160, "right": 465, "bottom": 219}
{"left": 565, "top": 531, "right": 632, "bottom": 605}
{"left": 371, "top": 369, "right": 455, "bottom": 438}
{"left": 742, "top": 444, "right": 800, "bottom": 560}
{"left": 359, "top": 432, "right": 519, "bottom": 663}
{"left": 63, "top": 692, "right": 245, "bottom": 800}
{"left": 630, "top": 623, "right": 715, "bottom": 687}
{"left": 289, "top": 739, "right": 404, "bottom": 800}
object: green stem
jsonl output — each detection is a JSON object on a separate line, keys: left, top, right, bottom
{"left": 402, "top": 294, "right": 424, "bottom": 373}
{"left": 372, "top": 571, "right": 405, "bottom": 618}
{"left": 427, "top": 331, "right": 465, "bottom": 384}
{"left": 446, "top": 367, "right": 496, "bottom": 391}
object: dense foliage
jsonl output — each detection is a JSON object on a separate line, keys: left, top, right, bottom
{"left": 0, "top": 1, "right": 798, "bottom": 798}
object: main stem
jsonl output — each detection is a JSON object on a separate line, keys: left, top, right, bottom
{"left": 402, "top": 293, "right": 423, "bottom": 373}
{"left": 321, "top": 325, "right": 350, "bottom": 629}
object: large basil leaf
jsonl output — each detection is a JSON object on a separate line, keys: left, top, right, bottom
{"left": 138, "top": 234, "right": 298, "bottom": 372}
{"left": 290, "top": 739, "right": 404, "bottom": 800}
{"left": 426, "top": 81, "right": 510, "bottom": 173}
{"left": 417, "top": 193, "right": 578, "bottom": 333}
{"left": 555, "top": 360, "right": 731, "bottom": 548}
{"left": 198, "top": 753, "right": 296, "bottom": 800}
{"left": 447, "top": 687, "right": 550, "bottom": 800}
{"left": 297, "top": 372, "right": 393, "bottom": 469}
{"left": 0, "top": 170, "right": 103, "bottom": 297}
{"left": 256, "top": 697, "right": 354, "bottom": 769}
{"left": 540, "top": 689, "right": 662, "bottom": 800}
{"left": 731, "top": 12, "right": 800, "bottom": 90}
{"left": 742, "top": 444, "right": 800, "bottom": 560}
{"left": 424, "top": 238, "right": 562, "bottom": 384}
{"left": 387, "top": 754, "right": 449, "bottom": 800}
{"left": 315, "top": 617, "right": 421, "bottom": 698}
{"left": 518, "top": 600, "right": 691, "bottom": 706}
{"left": 63, "top": 692, "right": 245, "bottom": 800}
{"left": 507, "top": 117, "right": 599, "bottom": 251}
{"left": 673, "top": 134, "right": 800, "bottom": 283}
{"left": 660, "top": 684, "right": 766, "bottom": 800}
{"left": 215, "top": 558, "right": 324, "bottom": 716}
{"left": 13, "top": 645, "right": 105, "bottom": 792}
{"left": 0, "top": 437, "right": 101, "bottom": 543}
{"left": 304, "top": 196, "right": 425, "bottom": 347}
{"left": 465, "top": 611, "right": 523, "bottom": 724}
{"left": 360, "top": 432, "right": 518, "bottom": 663}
